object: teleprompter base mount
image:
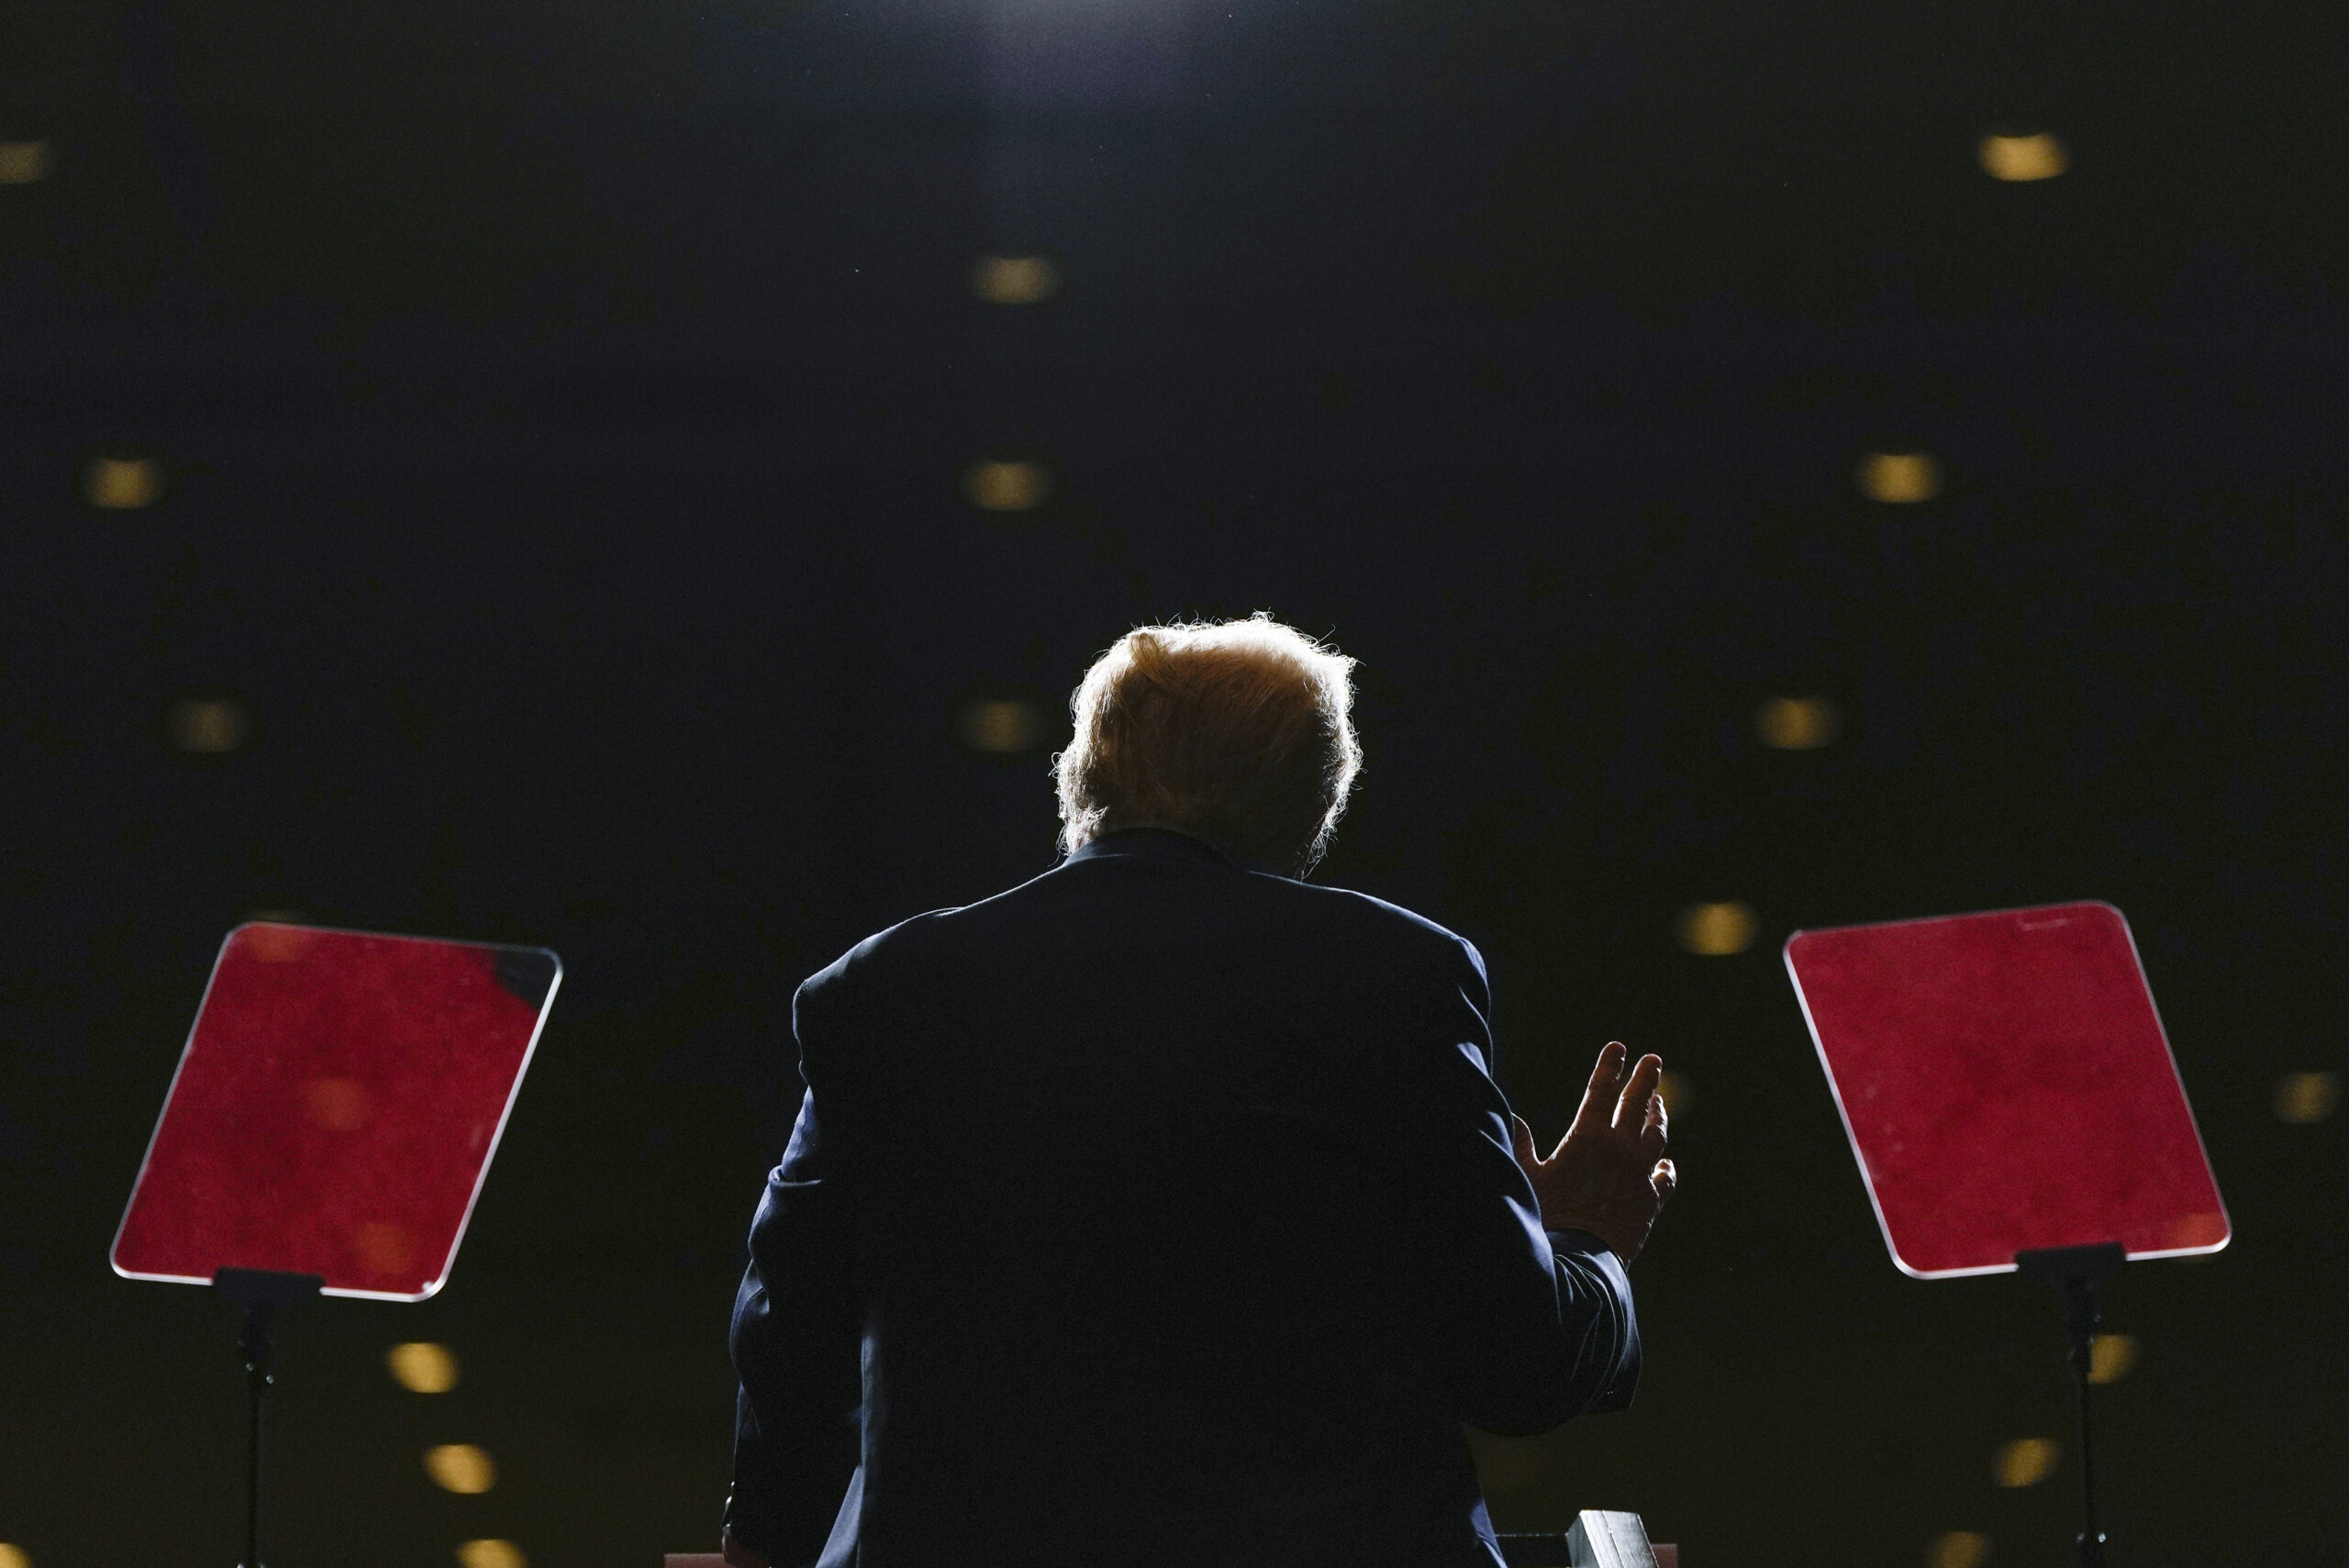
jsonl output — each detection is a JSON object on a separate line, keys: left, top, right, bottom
{"left": 2015, "top": 1241, "right": 2126, "bottom": 1568}
{"left": 214, "top": 1268, "right": 324, "bottom": 1568}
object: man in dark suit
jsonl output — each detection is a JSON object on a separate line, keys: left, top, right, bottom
{"left": 724, "top": 616, "right": 1675, "bottom": 1568}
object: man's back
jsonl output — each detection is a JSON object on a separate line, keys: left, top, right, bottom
{"left": 729, "top": 828, "right": 1641, "bottom": 1568}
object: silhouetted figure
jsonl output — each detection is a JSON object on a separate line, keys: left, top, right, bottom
{"left": 724, "top": 616, "right": 1675, "bottom": 1568}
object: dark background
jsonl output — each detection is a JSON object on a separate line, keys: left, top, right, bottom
{"left": 3, "top": 0, "right": 2344, "bottom": 1562}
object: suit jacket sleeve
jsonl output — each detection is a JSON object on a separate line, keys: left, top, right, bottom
{"left": 1404, "top": 936, "right": 1641, "bottom": 1435}
{"left": 726, "top": 1051, "right": 863, "bottom": 1563}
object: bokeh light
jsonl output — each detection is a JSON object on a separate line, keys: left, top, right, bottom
{"left": 425, "top": 1443, "right": 496, "bottom": 1494}
{"left": 457, "top": 1540, "right": 526, "bottom": 1568}
{"left": 1978, "top": 133, "right": 2068, "bottom": 182}
{"left": 1754, "top": 695, "right": 1842, "bottom": 750}
{"left": 166, "top": 696, "right": 253, "bottom": 755}
{"left": 2164, "top": 1210, "right": 2228, "bottom": 1249}
{"left": 954, "top": 695, "right": 1049, "bottom": 755}
{"left": 1993, "top": 1437, "right": 2060, "bottom": 1487}
{"left": 301, "top": 1077, "right": 373, "bottom": 1132}
{"left": 1927, "top": 1532, "right": 1989, "bottom": 1568}
{"left": 1654, "top": 1069, "right": 1691, "bottom": 1119}
{"left": 1855, "top": 451, "right": 1941, "bottom": 504}
{"left": 0, "top": 140, "right": 51, "bottom": 184}
{"left": 970, "top": 253, "right": 1062, "bottom": 305}
{"left": 960, "top": 458, "right": 1055, "bottom": 512}
{"left": 243, "top": 922, "right": 318, "bottom": 962}
{"left": 2087, "top": 1333, "right": 2137, "bottom": 1385}
{"left": 2275, "top": 1071, "right": 2339, "bottom": 1123}
{"left": 389, "top": 1341, "right": 462, "bottom": 1394}
{"left": 84, "top": 455, "right": 164, "bottom": 510}
{"left": 0, "top": 1543, "right": 33, "bottom": 1568}
{"left": 356, "top": 1221, "right": 414, "bottom": 1275}
{"left": 1675, "top": 902, "right": 1757, "bottom": 956}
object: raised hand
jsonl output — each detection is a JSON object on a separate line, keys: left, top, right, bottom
{"left": 1509, "top": 1040, "right": 1676, "bottom": 1266}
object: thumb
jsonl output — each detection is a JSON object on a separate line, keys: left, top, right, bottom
{"left": 1651, "top": 1158, "right": 1677, "bottom": 1207}
{"left": 1509, "top": 1113, "right": 1539, "bottom": 1166}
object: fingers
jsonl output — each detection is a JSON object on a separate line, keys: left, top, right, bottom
{"left": 1639, "top": 1088, "right": 1668, "bottom": 1162}
{"left": 1570, "top": 1041, "right": 1630, "bottom": 1136}
{"left": 1613, "top": 1052, "right": 1664, "bottom": 1131}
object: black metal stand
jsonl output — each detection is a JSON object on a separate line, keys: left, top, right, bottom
{"left": 213, "top": 1269, "right": 323, "bottom": 1568}
{"left": 2015, "top": 1242, "right": 2125, "bottom": 1568}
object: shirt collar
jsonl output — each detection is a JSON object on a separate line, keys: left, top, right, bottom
{"left": 1065, "top": 825, "right": 1246, "bottom": 871}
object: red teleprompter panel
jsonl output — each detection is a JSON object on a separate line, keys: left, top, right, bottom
{"left": 113, "top": 924, "right": 561, "bottom": 1300}
{"left": 1785, "top": 902, "right": 2227, "bottom": 1278}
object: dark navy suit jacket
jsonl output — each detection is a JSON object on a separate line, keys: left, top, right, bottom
{"left": 727, "top": 828, "right": 1640, "bottom": 1568}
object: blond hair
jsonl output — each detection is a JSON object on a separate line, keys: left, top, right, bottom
{"left": 1055, "top": 614, "right": 1362, "bottom": 873}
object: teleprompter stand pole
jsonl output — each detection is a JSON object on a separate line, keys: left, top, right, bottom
{"left": 2015, "top": 1242, "right": 2125, "bottom": 1568}
{"left": 213, "top": 1269, "right": 323, "bottom": 1568}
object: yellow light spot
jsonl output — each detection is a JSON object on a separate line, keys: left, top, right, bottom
{"left": 1994, "top": 1437, "right": 2060, "bottom": 1487}
{"left": 85, "top": 455, "right": 164, "bottom": 509}
{"left": 961, "top": 459, "right": 1053, "bottom": 512}
{"left": 2087, "top": 1333, "right": 2137, "bottom": 1385}
{"left": 0, "top": 1544, "right": 33, "bottom": 1568}
{"left": 1653, "top": 1069, "right": 1691, "bottom": 1118}
{"left": 355, "top": 1221, "right": 413, "bottom": 1275}
{"left": 0, "top": 140, "right": 52, "bottom": 185}
{"left": 1855, "top": 451, "right": 1941, "bottom": 504}
{"left": 1754, "top": 695, "right": 1842, "bottom": 750}
{"left": 970, "top": 253, "right": 1062, "bottom": 305}
{"left": 1675, "top": 902, "right": 1757, "bottom": 956}
{"left": 168, "top": 696, "right": 252, "bottom": 755}
{"left": 389, "top": 1341, "right": 462, "bottom": 1394}
{"left": 302, "top": 1077, "right": 372, "bottom": 1132}
{"left": 1927, "top": 1532, "right": 1989, "bottom": 1568}
{"left": 2276, "top": 1070, "right": 2339, "bottom": 1124}
{"left": 954, "top": 696, "right": 1047, "bottom": 755}
{"left": 425, "top": 1443, "right": 496, "bottom": 1495}
{"left": 1979, "top": 132, "right": 2069, "bottom": 183}
{"left": 457, "top": 1540, "right": 526, "bottom": 1568}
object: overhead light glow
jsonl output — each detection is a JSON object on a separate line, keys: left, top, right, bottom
{"left": 425, "top": 1443, "right": 496, "bottom": 1495}
{"left": 85, "top": 455, "right": 164, "bottom": 509}
{"left": 955, "top": 696, "right": 1048, "bottom": 755}
{"left": 457, "top": 1541, "right": 527, "bottom": 1568}
{"left": 2087, "top": 1333, "right": 2137, "bottom": 1385}
{"left": 1926, "top": 1532, "right": 1989, "bottom": 1568}
{"left": 2276, "top": 1070, "right": 2339, "bottom": 1123}
{"left": 0, "top": 1543, "right": 32, "bottom": 1568}
{"left": 1855, "top": 451, "right": 1941, "bottom": 504}
{"left": 971, "top": 254, "right": 1062, "bottom": 305}
{"left": 0, "top": 140, "right": 51, "bottom": 184}
{"left": 1754, "top": 696, "right": 1842, "bottom": 750}
{"left": 389, "top": 1341, "right": 462, "bottom": 1394}
{"left": 167, "top": 696, "right": 252, "bottom": 755}
{"left": 1675, "top": 902, "right": 1757, "bottom": 956}
{"left": 1979, "top": 133, "right": 2068, "bottom": 182}
{"left": 1994, "top": 1437, "right": 2060, "bottom": 1487}
{"left": 961, "top": 459, "right": 1054, "bottom": 513}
